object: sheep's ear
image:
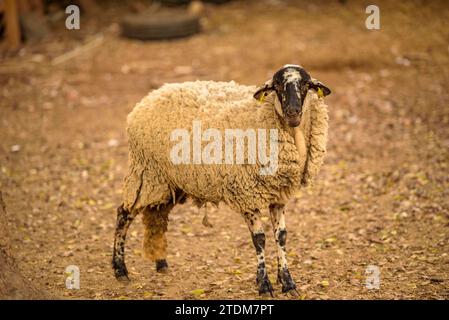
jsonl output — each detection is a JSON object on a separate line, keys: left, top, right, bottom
{"left": 309, "top": 78, "right": 331, "bottom": 97}
{"left": 253, "top": 79, "right": 274, "bottom": 102}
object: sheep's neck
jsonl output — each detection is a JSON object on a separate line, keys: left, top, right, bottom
{"left": 274, "top": 97, "right": 309, "bottom": 175}
{"left": 293, "top": 127, "right": 308, "bottom": 173}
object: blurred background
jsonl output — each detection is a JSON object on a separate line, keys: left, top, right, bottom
{"left": 0, "top": 0, "right": 448, "bottom": 299}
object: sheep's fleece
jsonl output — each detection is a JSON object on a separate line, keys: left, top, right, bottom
{"left": 123, "top": 80, "right": 328, "bottom": 214}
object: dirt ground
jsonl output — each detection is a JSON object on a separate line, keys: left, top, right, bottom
{"left": 1, "top": 0, "right": 448, "bottom": 300}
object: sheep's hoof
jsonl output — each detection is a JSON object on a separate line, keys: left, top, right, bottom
{"left": 116, "top": 275, "right": 131, "bottom": 283}
{"left": 156, "top": 259, "right": 169, "bottom": 273}
{"left": 114, "top": 268, "right": 130, "bottom": 282}
{"left": 257, "top": 276, "right": 274, "bottom": 297}
{"left": 278, "top": 268, "right": 297, "bottom": 294}
{"left": 113, "top": 266, "right": 130, "bottom": 282}
{"left": 112, "top": 258, "right": 129, "bottom": 281}
{"left": 281, "top": 280, "right": 298, "bottom": 294}
{"left": 285, "top": 288, "right": 300, "bottom": 298}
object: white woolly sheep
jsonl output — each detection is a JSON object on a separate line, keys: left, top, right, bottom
{"left": 112, "top": 64, "right": 331, "bottom": 296}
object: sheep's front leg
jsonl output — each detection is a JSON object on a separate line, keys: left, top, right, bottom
{"left": 243, "top": 211, "right": 274, "bottom": 296}
{"left": 269, "top": 204, "right": 298, "bottom": 295}
{"left": 112, "top": 204, "right": 138, "bottom": 281}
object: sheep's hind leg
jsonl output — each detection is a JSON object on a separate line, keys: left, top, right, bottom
{"left": 243, "top": 211, "right": 274, "bottom": 297}
{"left": 269, "top": 204, "right": 298, "bottom": 296}
{"left": 112, "top": 204, "right": 138, "bottom": 282}
{"left": 142, "top": 202, "right": 174, "bottom": 273}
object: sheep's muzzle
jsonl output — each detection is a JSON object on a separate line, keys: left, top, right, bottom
{"left": 285, "top": 111, "right": 302, "bottom": 127}
{"left": 285, "top": 114, "right": 301, "bottom": 127}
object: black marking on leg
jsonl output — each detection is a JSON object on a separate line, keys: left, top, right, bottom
{"left": 278, "top": 266, "right": 297, "bottom": 293}
{"left": 112, "top": 254, "right": 129, "bottom": 280}
{"left": 256, "top": 262, "right": 273, "bottom": 296}
{"left": 257, "top": 273, "right": 274, "bottom": 296}
{"left": 115, "top": 204, "right": 131, "bottom": 228}
{"left": 256, "top": 262, "right": 266, "bottom": 281}
{"left": 112, "top": 204, "right": 134, "bottom": 281}
{"left": 251, "top": 232, "right": 265, "bottom": 254}
{"left": 250, "top": 232, "right": 273, "bottom": 296}
{"left": 278, "top": 229, "right": 287, "bottom": 247}
{"left": 156, "top": 259, "right": 169, "bottom": 273}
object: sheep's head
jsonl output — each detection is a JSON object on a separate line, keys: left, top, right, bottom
{"left": 254, "top": 64, "right": 331, "bottom": 127}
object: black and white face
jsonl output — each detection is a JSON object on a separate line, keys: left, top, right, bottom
{"left": 254, "top": 64, "right": 331, "bottom": 127}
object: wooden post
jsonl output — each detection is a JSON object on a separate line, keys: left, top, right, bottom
{"left": 4, "top": 0, "right": 21, "bottom": 49}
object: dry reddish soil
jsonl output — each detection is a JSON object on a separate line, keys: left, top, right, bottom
{"left": 0, "top": 0, "right": 448, "bottom": 299}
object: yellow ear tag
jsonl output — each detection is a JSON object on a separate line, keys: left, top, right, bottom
{"left": 258, "top": 92, "right": 266, "bottom": 103}
{"left": 317, "top": 87, "right": 324, "bottom": 98}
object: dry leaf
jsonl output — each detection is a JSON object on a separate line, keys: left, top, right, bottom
{"left": 190, "top": 289, "right": 206, "bottom": 296}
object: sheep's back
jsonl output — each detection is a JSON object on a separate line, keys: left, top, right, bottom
{"left": 125, "top": 81, "right": 303, "bottom": 212}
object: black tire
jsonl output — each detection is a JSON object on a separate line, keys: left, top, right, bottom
{"left": 121, "top": 12, "right": 200, "bottom": 40}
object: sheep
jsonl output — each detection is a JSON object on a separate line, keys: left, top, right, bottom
{"left": 112, "top": 64, "right": 331, "bottom": 296}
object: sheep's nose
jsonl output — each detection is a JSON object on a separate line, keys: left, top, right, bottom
{"left": 286, "top": 109, "right": 299, "bottom": 117}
